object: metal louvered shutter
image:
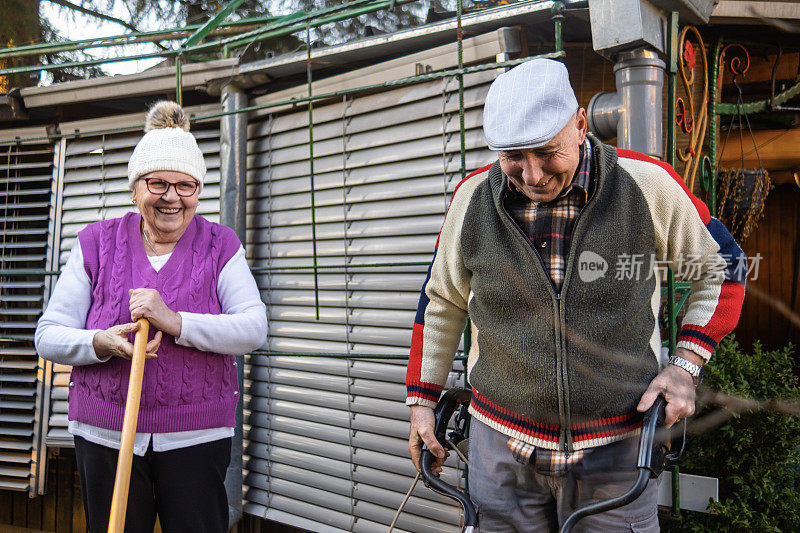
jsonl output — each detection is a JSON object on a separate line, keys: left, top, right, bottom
{"left": 41, "top": 107, "right": 222, "bottom": 447}
{"left": 0, "top": 133, "right": 53, "bottom": 492}
{"left": 243, "top": 69, "right": 498, "bottom": 531}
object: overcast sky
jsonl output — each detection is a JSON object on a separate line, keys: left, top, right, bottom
{"left": 41, "top": 1, "right": 168, "bottom": 80}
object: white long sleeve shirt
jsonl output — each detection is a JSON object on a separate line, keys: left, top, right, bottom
{"left": 35, "top": 240, "right": 267, "bottom": 455}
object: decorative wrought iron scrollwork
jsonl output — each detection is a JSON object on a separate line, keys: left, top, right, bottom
{"left": 676, "top": 26, "right": 708, "bottom": 192}
{"left": 721, "top": 43, "right": 750, "bottom": 78}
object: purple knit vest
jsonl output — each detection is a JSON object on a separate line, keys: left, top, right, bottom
{"left": 69, "top": 212, "right": 241, "bottom": 432}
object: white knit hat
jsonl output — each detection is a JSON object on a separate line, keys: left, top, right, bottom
{"left": 127, "top": 101, "right": 206, "bottom": 189}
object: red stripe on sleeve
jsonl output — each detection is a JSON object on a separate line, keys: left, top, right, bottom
{"left": 616, "top": 148, "right": 710, "bottom": 224}
{"left": 699, "top": 281, "right": 746, "bottom": 344}
{"left": 406, "top": 322, "right": 425, "bottom": 386}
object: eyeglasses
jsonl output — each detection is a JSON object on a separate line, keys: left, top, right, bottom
{"left": 143, "top": 177, "right": 199, "bottom": 197}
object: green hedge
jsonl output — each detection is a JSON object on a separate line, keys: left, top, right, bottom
{"left": 664, "top": 337, "right": 800, "bottom": 532}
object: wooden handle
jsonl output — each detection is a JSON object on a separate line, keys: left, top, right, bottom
{"left": 108, "top": 318, "right": 150, "bottom": 533}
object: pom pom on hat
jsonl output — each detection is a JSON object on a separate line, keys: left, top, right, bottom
{"left": 127, "top": 100, "right": 206, "bottom": 189}
{"left": 144, "top": 101, "right": 191, "bottom": 132}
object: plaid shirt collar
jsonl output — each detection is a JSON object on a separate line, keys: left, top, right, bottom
{"left": 505, "top": 140, "right": 593, "bottom": 203}
{"left": 564, "top": 140, "right": 592, "bottom": 202}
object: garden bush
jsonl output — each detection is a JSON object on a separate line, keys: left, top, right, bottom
{"left": 663, "top": 337, "right": 800, "bottom": 532}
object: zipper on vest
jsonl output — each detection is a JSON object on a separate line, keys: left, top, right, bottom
{"left": 498, "top": 197, "right": 571, "bottom": 451}
{"left": 557, "top": 156, "right": 603, "bottom": 454}
{"left": 554, "top": 292, "right": 571, "bottom": 454}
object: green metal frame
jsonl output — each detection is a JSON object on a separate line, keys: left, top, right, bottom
{"left": 217, "top": 0, "right": 416, "bottom": 55}
{"left": 552, "top": 2, "right": 565, "bottom": 55}
{"left": 715, "top": 81, "right": 800, "bottom": 115}
{"left": 666, "top": 11, "right": 682, "bottom": 517}
{"left": 184, "top": 0, "right": 248, "bottom": 48}
{"left": 0, "top": 0, "right": 416, "bottom": 78}
{"left": 306, "top": 23, "right": 320, "bottom": 320}
{"left": 716, "top": 78, "right": 800, "bottom": 116}
{"left": 707, "top": 37, "right": 722, "bottom": 217}
{"left": 666, "top": 12, "right": 679, "bottom": 358}
{"left": 0, "top": 16, "right": 280, "bottom": 59}
{"left": 174, "top": 0, "right": 249, "bottom": 103}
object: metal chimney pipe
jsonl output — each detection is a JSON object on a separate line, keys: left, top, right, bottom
{"left": 587, "top": 47, "right": 665, "bottom": 158}
{"left": 219, "top": 81, "right": 248, "bottom": 528}
{"left": 587, "top": 91, "right": 621, "bottom": 140}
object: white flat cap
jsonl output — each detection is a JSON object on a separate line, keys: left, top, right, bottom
{"left": 483, "top": 58, "right": 579, "bottom": 151}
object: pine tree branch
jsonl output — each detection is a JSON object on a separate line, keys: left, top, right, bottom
{"left": 42, "top": 0, "right": 169, "bottom": 50}
{"left": 43, "top": 0, "right": 141, "bottom": 32}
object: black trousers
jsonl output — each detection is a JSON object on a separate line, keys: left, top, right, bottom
{"left": 74, "top": 435, "right": 231, "bottom": 533}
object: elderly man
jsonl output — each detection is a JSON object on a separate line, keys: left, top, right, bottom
{"left": 406, "top": 58, "right": 745, "bottom": 531}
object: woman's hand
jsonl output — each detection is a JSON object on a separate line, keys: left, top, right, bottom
{"left": 129, "top": 288, "right": 182, "bottom": 338}
{"left": 92, "top": 322, "right": 162, "bottom": 360}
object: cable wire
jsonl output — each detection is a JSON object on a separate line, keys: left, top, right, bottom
{"left": 388, "top": 471, "right": 420, "bottom": 532}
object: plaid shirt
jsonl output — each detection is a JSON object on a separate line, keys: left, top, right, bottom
{"left": 503, "top": 141, "right": 593, "bottom": 475}
{"left": 505, "top": 140, "right": 592, "bottom": 293}
{"left": 507, "top": 438, "right": 586, "bottom": 476}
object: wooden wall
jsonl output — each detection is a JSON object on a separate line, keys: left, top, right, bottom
{"left": 732, "top": 183, "right": 800, "bottom": 352}
{"left": 0, "top": 448, "right": 85, "bottom": 533}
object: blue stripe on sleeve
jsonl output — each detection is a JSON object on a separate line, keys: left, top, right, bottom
{"left": 706, "top": 217, "right": 747, "bottom": 285}
{"left": 413, "top": 251, "right": 437, "bottom": 326}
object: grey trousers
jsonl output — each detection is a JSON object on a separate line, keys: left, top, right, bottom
{"left": 468, "top": 421, "right": 660, "bottom": 533}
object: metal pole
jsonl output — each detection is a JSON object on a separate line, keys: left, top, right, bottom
{"left": 666, "top": 10, "right": 681, "bottom": 519}
{"left": 708, "top": 38, "right": 722, "bottom": 217}
{"left": 219, "top": 82, "right": 249, "bottom": 527}
{"left": 183, "top": 0, "right": 248, "bottom": 48}
{"left": 0, "top": 51, "right": 172, "bottom": 76}
{"left": 188, "top": 0, "right": 414, "bottom": 54}
{"left": 456, "top": 0, "right": 466, "bottom": 178}
{"left": 715, "top": 78, "right": 800, "bottom": 115}
{"left": 175, "top": 53, "right": 183, "bottom": 106}
{"left": 0, "top": 16, "right": 280, "bottom": 58}
{"left": 666, "top": 10, "right": 678, "bottom": 356}
{"left": 552, "top": 2, "right": 565, "bottom": 55}
{"left": 307, "top": 24, "right": 320, "bottom": 320}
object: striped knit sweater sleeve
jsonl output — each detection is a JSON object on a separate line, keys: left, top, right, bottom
{"left": 617, "top": 149, "right": 746, "bottom": 361}
{"left": 406, "top": 165, "right": 491, "bottom": 408}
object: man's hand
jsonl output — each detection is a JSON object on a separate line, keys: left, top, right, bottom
{"left": 129, "top": 288, "right": 181, "bottom": 338}
{"left": 92, "top": 322, "right": 162, "bottom": 360}
{"left": 408, "top": 405, "right": 449, "bottom": 474}
{"left": 637, "top": 347, "right": 704, "bottom": 427}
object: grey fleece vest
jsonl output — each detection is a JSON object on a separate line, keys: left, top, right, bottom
{"left": 461, "top": 138, "right": 660, "bottom": 450}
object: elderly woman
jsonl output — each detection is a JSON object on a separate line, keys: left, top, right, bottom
{"left": 35, "top": 101, "right": 267, "bottom": 533}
